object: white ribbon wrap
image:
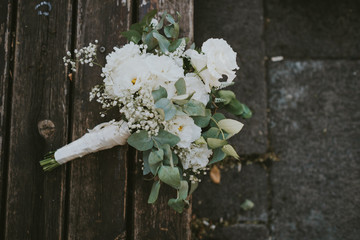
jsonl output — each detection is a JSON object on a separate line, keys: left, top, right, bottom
{"left": 54, "top": 120, "right": 131, "bottom": 165}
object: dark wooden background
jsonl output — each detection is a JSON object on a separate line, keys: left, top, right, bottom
{"left": 0, "top": 0, "right": 193, "bottom": 239}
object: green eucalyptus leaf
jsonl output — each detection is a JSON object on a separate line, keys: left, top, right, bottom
{"left": 149, "top": 149, "right": 164, "bottom": 175}
{"left": 127, "top": 130, "right": 153, "bottom": 151}
{"left": 202, "top": 127, "right": 221, "bottom": 139}
{"left": 142, "top": 150, "right": 151, "bottom": 175}
{"left": 192, "top": 109, "right": 211, "bottom": 128}
{"left": 140, "top": 9, "right": 157, "bottom": 25}
{"left": 161, "top": 144, "right": 174, "bottom": 167}
{"left": 152, "top": 129, "right": 180, "bottom": 147}
{"left": 121, "top": 30, "right": 141, "bottom": 44}
{"left": 183, "top": 99, "right": 206, "bottom": 116}
{"left": 218, "top": 90, "right": 236, "bottom": 105}
{"left": 168, "top": 198, "right": 186, "bottom": 213}
{"left": 209, "top": 148, "right": 227, "bottom": 164}
{"left": 152, "top": 86, "right": 168, "bottom": 102}
{"left": 164, "top": 25, "right": 174, "bottom": 38}
{"left": 194, "top": 136, "right": 207, "bottom": 145}
{"left": 217, "top": 119, "right": 244, "bottom": 135}
{"left": 166, "top": 14, "right": 175, "bottom": 24}
{"left": 158, "top": 165, "right": 181, "bottom": 189}
{"left": 179, "top": 180, "right": 189, "bottom": 200}
{"left": 224, "top": 98, "right": 244, "bottom": 115}
{"left": 169, "top": 38, "right": 183, "bottom": 52}
{"left": 222, "top": 144, "right": 240, "bottom": 160}
{"left": 148, "top": 180, "right": 161, "bottom": 204}
{"left": 207, "top": 138, "right": 227, "bottom": 149}
{"left": 129, "top": 23, "right": 142, "bottom": 33}
{"left": 242, "top": 104, "right": 252, "bottom": 118}
{"left": 144, "top": 30, "right": 158, "bottom": 51}
{"left": 155, "top": 98, "right": 177, "bottom": 120}
{"left": 175, "top": 78, "right": 186, "bottom": 95}
{"left": 209, "top": 113, "right": 226, "bottom": 127}
{"left": 172, "top": 152, "right": 179, "bottom": 165}
{"left": 153, "top": 32, "right": 170, "bottom": 53}
{"left": 173, "top": 22, "right": 180, "bottom": 39}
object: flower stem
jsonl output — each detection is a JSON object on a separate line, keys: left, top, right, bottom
{"left": 210, "top": 117, "right": 225, "bottom": 140}
{"left": 40, "top": 152, "right": 60, "bottom": 171}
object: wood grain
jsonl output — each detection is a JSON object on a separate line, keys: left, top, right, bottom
{"left": 131, "top": 1, "right": 194, "bottom": 239}
{"left": 4, "top": 0, "right": 73, "bottom": 239}
{"left": 0, "top": 0, "right": 13, "bottom": 235}
{"left": 67, "top": 1, "right": 132, "bottom": 239}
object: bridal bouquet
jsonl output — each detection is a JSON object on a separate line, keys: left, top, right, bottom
{"left": 40, "top": 10, "right": 251, "bottom": 213}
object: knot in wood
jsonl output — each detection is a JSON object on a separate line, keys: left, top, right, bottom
{"left": 38, "top": 120, "right": 55, "bottom": 140}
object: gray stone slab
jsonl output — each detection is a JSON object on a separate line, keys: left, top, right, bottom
{"left": 265, "top": 0, "right": 360, "bottom": 58}
{"left": 269, "top": 60, "right": 360, "bottom": 240}
{"left": 195, "top": 0, "right": 267, "bottom": 154}
{"left": 206, "top": 224, "right": 269, "bottom": 240}
{"left": 193, "top": 164, "right": 268, "bottom": 223}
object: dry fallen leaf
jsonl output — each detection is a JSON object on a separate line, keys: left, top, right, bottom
{"left": 68, "top": 73, "right": 73, "bottom": 81}
{"left": 210, "top": 165, "right": 221, "bottom": 184}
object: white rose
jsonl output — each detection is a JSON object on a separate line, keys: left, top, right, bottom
{"left": 181, "top": 144, "right": 213, "bottom": 170}
{"left": 184, "top": 73, "right": 209, "bottom": 105}
{"left": 185, "top": 38, "right": 239, "bottom": 91}
{"left": 165, "top": 115, "right": 201, "bottom": 148}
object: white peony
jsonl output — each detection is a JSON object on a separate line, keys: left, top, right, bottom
{"left": 181, "top": 144, "right": 213, "bottom": 170}
{"left": 103, "top": 42, "right": 141, "bottom": 73}
{"left": 165, "top": 115, "right": 201, "bottom": 148}
{"left": 185, "top": 38, "right": 239, "bottom": 91}
{"left": 184, "top": 73, "right": 209, "bottom": 105}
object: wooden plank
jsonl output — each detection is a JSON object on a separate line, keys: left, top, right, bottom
{"left": 4, "top": 0, "right": 73, "bottom": 239}
{"left": 131, "top": 1, "right": 193, "bottom": 239}
{"left": 67, "top": 1, "right": 132, "bottom": 239}
{"left": 0, "top": 0, "right": 13, "bottom": 234}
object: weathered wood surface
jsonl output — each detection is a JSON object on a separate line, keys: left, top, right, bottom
{"left": 0, "top": 1, "right": 193, "bottom": 239}
{"left": 3, "top": 0, "right": 73, "bottom": 239}
{"left": 131, "top": 1, "right": 193, "bottom": 240}
{"left": 67, "top": 1, "right": 132, "bottom": 239}
{"left": 0, "top": 1, "right": 13, "bottom": 236}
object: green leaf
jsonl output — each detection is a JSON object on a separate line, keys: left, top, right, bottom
{"left": 209, "top": 148, "right": 226, "bottom": 164}
{"left": 189, "top": 181, "right": 199, "bottom": 196}
{"left": 202, "top": 127, "right": 221, "bottom": 139}
{"left": 207, "top": 138, "right": 227, "bottom": 149}
{"left": 144, "top": 30, "right": 158, "bottom": 51}
{"left": 158, "top": 165, "right": 181, "bottom": 189}
{"left": 179, "top": 180, "right": 189, "bottom": 200}
{"left": 153, "top": 32, "right": 170, "bottom": 53}
{"left": 175, "top": 78, "right": 186, "bottom": 95}
{"left": 164, "top": 25, "right": 174, "bottom": 38}
{"left": 183, "top": 99, "right": 206, "bottom": 116}
{"left": 222, "top": 144, "right": 240, "bottom": 160}
{"left": 148, "top": 181, "right": 161, "bottom": 204}
{"left": 152, "top": 129, "right": 180, "bottom": 147}
{"left": 218, "top": 119, "right": 244, "bottom": 135}
{"left": 169, "top": 38, "right": 183, "bottom": 52}
{"left": 194, "top": 136, "right": 207, "bottom": 145}
{"left": 152, "top": 86, "right": 168, "bottom": 102}
{"left": 149, "top": 149, "right": 164, "bottom": 175}
{"left": 172, "top": 152, "right": 179, "bottom": 165}
{"left": 224, "top": 99, "right": 244, "bottom": 115}
{"left": 168, "top": 198, "right": 186, "bottom": 213}
{"left": 173, "top": 22, "right": 180, "bottom": 39}
{"left": 192, "top": 109, "right": 211, "bottom": 128}
{"left": 209, "top": 113, "right": 226, "bottom": 127}
{"left": 127, "top": 130, "right": 153, "bottom": 151}
{"left": 142, "top": 150, "right": 151, "bottom": 175}
{"left": 161, "top": 144, "right": 174, "bottom": 167}
{"left": 121, "top": 30, "right": 141, "bottom": 44}
{"left": 242, "top": 104, "right": 252, "bottom": 119}
{"left": 241, "top": 199, "right": 255, "bottom": 211}
{"left": 155, "top": 98, "right": 177, "bottom": 120}
{"left": 155, "top": 11, "right": 166, "bottom": 30}
{"left": 129, "top": 23, "right": 142, "bottom": 33}
{"left": 218, "top": 90, "right": 236, "bottom": 105}
{"left": 166, "top": 14, "right": 176, "bottom": 24}
{"left": 140, "top": 9, "right": 157, "bottom": 25}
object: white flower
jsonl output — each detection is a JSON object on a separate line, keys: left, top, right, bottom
{"left": 165, "top": 115, "right": 201, "bottom": 148}
{"left": 145, "top": 54, "right": 184, "bottom": 98}
{"left": 185, "top": 38, "right": 239, "bottom": 91}
{"left": 181, "top": 144, "right": 213, "bottom": 170}
{"left": 184, "top": 73, "right": 209, "bottom": 105}
{"left": 103, "top": 55, "right": 151, "bottom": 97}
